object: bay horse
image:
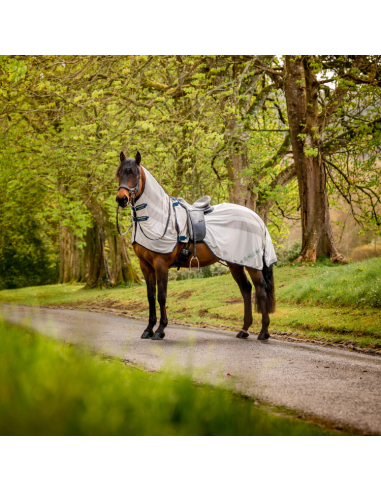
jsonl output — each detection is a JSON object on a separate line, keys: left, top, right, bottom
{"left": 115, "top": 151, "right": 276, "bottom": 341}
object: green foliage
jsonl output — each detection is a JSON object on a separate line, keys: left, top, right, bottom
{"left": 0, "top": 56, "right": 297, "bottom": 248}
{"left": 0, "top": 218, "right": 58, "bottom": 290}
{"left": 0, "top": 56, "right": 27, "bottom": 81}
{"left": 1, "top": 55, "right": 381, "bottom": 287}
{"left": 201, "top": 265, "right": 213, "bottom": 278}
{"left": 304, "top": 146, "right": 319, "bottom": 157}
{"left": 169, "top": 263, "right": 227, "bottom": 281}
{"left": 0, "top": 321, "right": 334, "bottom": 436}
{"left": 0, "top": 141, "right": 58, "bottom": 289}
{"left": 276, "top": 241, "right": 302, "bottom": 263}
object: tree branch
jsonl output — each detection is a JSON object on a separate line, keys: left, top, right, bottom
{"left": 318, "top": 55, "right": 367, "bottom": 129}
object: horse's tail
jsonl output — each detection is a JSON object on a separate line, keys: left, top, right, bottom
{"left": 255, "top": 256, "right": 276, "bottom": 314}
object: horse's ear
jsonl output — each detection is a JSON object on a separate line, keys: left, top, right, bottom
{"left": 135, "top": 151, "right": 141, "bottom": 165}
{"left": 120, "top": 151, "right": 126, "bottom": 163}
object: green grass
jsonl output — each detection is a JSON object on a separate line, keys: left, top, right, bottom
{"left": 2, "top": 257, "right": 381, "bottom": 347}
{"left": 278, "top": 257, "right": 381, "bottom": 309}
{"left": 0, "top": 320, "right": 336, "bottom": 436}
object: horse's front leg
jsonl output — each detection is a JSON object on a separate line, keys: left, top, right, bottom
{"left": 139, "top": 258, "right": 157, "bottom": 339}
{"left": 152, "top": 260, "right": 169, "bottom": 341}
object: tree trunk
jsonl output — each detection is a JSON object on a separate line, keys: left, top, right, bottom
{"left": 106, "top": 228, "right": 140, "bottom": 285}
{"left": 223, "top": 100, "right": 259, "bottom": 214}
{"left": 79, "top": 247, "right": 87, "bottom": 283}
{"left": 59, "top": 225, "right": 85, "bottom": 283}
{"left": 226, "top": 142, "right": 257, "bottom": 210}
{"left": 296, "top": 151, "right": 346, "bottom": 262}
{"left": 85, "top": 194, "right": 140, "bottom": 286}
{"left": 84, "top": 221, "right": 112, "bottom": 289}
{"left": 284, "top": 55, "right": 346, "bottom": 263}
{"left": 223, "top": 60, "right": 258, "bottom": 211}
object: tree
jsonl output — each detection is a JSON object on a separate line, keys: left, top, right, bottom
{"left": 2, "top": 54, "right": 381, "bottom": 283}
{"left": 268, "top": 55, "right": 381, "bottom": 262}
{"left": 128, "top": 55, "right": 296, "bottom": 228}
{"left": 0, "top": 55, "right": 140, "bottom": 286}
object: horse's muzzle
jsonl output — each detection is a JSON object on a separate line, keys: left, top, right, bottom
{"left": 116, "top": 195, "right": 129, "bottom": 208}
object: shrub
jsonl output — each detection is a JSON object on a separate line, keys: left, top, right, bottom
{"left": 168, "top": 263, "right": 228, "bottom": 282}
{"left": 276, "top": 240, "right": 302, "bottom": 264}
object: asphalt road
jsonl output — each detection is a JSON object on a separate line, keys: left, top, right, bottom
{"left": 3, "top": 305, "right": 381, "bottom": 434}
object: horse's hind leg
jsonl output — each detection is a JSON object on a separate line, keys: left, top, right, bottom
{"left": 228, "top": 264, "right": 253, "bottom": 339}
{"left": 247, "top": 269, "right": 270, "bottom": 341}
{"left": 140, "top": 259, "right": 157, "bottom": 339}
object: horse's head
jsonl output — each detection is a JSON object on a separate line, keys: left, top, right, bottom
{"left": 115, "top": 151, "right": 142, "bottom": 208}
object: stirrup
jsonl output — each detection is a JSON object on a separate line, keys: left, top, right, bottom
{"left": 189, "top": 256, "right": 200, "bottom": 273}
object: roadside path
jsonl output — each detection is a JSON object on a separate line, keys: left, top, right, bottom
{"left": 3, "top": 305, "right": 381, "bottom": 434}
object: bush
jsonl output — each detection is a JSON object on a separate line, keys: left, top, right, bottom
{"left": 0, "top": 217, "right": 58, "bottom": 290}
{"left": 169, "top": 263, "right": 228, "bottom": 282}
{"left": 276, "top": 241, "right": 302, "bottom": 264}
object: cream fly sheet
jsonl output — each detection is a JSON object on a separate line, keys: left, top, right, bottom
{"left": 131, "top": 167, "right": 277, "bottom": 270}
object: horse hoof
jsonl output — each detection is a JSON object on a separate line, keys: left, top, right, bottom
{"left": 237, "top": 330, "right": 250, "bottom": 339}
{"left": 141, "top": 331, "right": 153, "bottom": 340}
{"left": 152, "top": 332, "right": 165, "bottom": 341}
{"left": 257, "top": 332, "right": 270, "bottom": 341}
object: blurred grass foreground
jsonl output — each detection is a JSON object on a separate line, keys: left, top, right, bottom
{"left": 0, "top": 320, "right": 335, "bottom": 436}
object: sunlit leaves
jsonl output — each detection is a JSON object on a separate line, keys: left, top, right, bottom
{"left": 2, "top": 54, "right": 381, "bottom": 270}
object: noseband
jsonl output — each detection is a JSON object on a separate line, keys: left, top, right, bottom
{"left": 116, "top": 173, "right": 141, "bottom": 200}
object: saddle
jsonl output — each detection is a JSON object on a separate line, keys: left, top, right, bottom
{"left": 170, "top": 196, "right": 214, "bottom": 272}
{"left": 178, "top": 196, "right": 214, "bottom": 242}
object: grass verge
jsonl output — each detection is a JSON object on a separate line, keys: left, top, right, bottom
{"left": 279, "top": 257, "right": 381, "bottom": 309}
{"left": 0, "top": 320, "right": 338, "bottom": 436}
{"left": 1, "top": 258, "right": 381, "bottom": 349}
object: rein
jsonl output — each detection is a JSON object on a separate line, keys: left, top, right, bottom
{"left": 115, "top": 174, "right": 141, "bottom": 236}
{"left": 116, "top": 204, "right": 134, "bottom": 236}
